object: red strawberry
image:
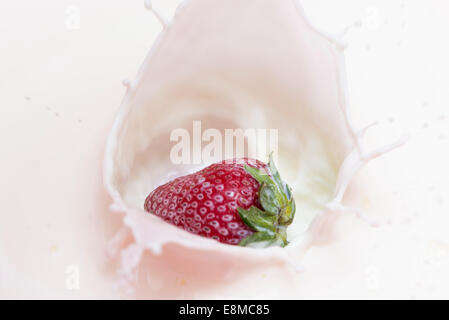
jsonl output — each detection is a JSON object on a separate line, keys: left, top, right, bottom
{"left": 144, "top": 154, "right": 295, "bottom": 247}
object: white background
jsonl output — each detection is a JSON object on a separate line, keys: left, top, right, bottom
{"left": 1, "top": 0, "right": 448, "bottom": 298}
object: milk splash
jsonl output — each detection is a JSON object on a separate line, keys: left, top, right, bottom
{"left": 288, "top": 2, "right": 408, "bottom": 259}
{"left": 104, "top": 0, "right": 407, "bottom": 293}
{"left": 144, "top": 0, "right": 168, "bottom": 28}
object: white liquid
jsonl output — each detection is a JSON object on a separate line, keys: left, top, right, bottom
{"left": 103, "top": 0, "right": 407, "bottom": 295}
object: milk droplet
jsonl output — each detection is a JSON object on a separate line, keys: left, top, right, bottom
{"left": 144, "top": 0, "right": 152, "bottom": 10}
{"left": 122, "top": 79, "right": 131, "bottom": 88}
{"left": 143, "top": 0, "right": 167, "bottom": 28}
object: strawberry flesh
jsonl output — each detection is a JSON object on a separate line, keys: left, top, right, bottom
{"left": 144, "top": 158, "right": 268, "bottom": 245}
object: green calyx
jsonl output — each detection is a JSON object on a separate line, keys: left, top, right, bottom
{"left": 238, "top": 153, "right": 296, "bottom": 248}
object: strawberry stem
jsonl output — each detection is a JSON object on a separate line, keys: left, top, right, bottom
{"left": 238, "top": 153, "right": 296, "bottom": 247}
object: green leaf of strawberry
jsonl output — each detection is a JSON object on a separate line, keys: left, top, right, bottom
{"left": 237, "top": 153, "right": 295, "bottom": 247}
{"left": 237, "top": 207, "right": 277, "bottom": 234}
{"left": 238, "top": 231, "right": 277, "bottom": 247}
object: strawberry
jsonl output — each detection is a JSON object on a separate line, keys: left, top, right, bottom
{"left": 144, "top": 154, "right": 295, "bottom": 247}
